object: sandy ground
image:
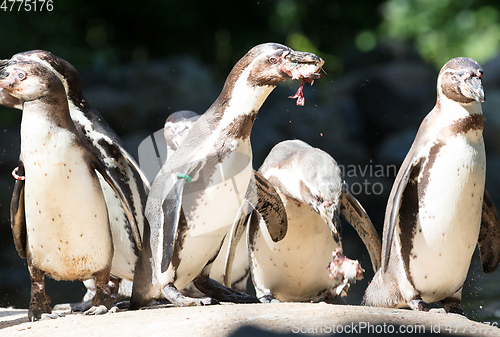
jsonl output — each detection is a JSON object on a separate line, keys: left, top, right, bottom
{"left": 1, "top": 303, "right": 499, "bottom": 336}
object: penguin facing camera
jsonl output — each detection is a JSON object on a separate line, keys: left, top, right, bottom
{"left": 362, "top": 57, "right": 500, "bottom": 316}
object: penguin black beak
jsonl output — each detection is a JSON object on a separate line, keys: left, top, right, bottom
{"left": 284, "top": 51, "right": 324, "bottom": 80}
{"left": 0, "top": 64, "right": 22, "bottom": 108}
{"left": 315, "top": 202, "right": 342, "bottom": 244}
{"left": 0, "top": 60, "right": 19, "bottom": 89}
{"left": 464, "top": 76, "right": 485, "bottom": 103}
{"left": 465, "top": 77, "right": 486, "bottom": 103}
{"left": 286, "top": 51, "right": 323, "bottom": 64}
{"left": 0, "top": 70, "right": 11, "bottom": 85}
{"left": 0, "top": 59, "right": 10, "bottom": 80}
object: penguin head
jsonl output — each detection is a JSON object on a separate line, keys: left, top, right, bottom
{"left": 298, "top": 148, "right": 343, "bottom": 243}
{"left": 11, "top": 50, "right": 85, "bottom": 106}
{"left": 164, "top": 110, "right": 200, "bottom": 151}
{"left": 261, "top": 140, "right": 343, "bottom": 242}
{"left": 229, "top": 43, "right": 324, "bottom": 88}
{"left": 0, "top": 60, "right": 65, "bottom": 103}
{"left": 438, "top": 57, "right": 485, "bottom": 104}
{"left": 0, "top": 60, "right": 22, "bottom": 109}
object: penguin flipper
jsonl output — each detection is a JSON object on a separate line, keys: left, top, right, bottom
{"left": 225, "top": 171, "right": 287, "bottom": 287}
{"left": 10, "top": 162, "right": 27, "bottom": 259}
{"left": 222, "top": 171, "right": 263, "bottom": 287}
{"left": 114, "top": 142, "right": 151, "bottom": 192}
{"left": 91, "top": 157, "right": 142, "bottom": 251}
{"left": 87, "top": 107, "right": 151, "bottom": 191}
{"left": 478, "top": 189, "right": 500, "bottom": 273}
{"left": 340, "top": 183, "right": 381, "bottom": 273}
{"left": 160, "top": 176, "right": 186, "bottom": 273}
{"left": 382, "top": 156, "right": 421, "bottom": 272}
{"left": 253, "top": 171, "right": 287, "bottom": 242}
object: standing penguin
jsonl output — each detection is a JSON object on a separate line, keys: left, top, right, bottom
{"left": 362, "top": 57, "right": 500, "bottom": 315}
{"left": 247, "top": 140, "right": 381, "bottom": 303}
{"left": 0, "top": 59, "right": 138, "bottom": 321}
{"left": 2, "top": 50, "right": 148, "bottom": 305}
{"left": 130, "top": 43, "right": 324, "bottom": 308}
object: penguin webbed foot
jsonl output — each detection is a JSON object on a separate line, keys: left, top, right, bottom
{"left": 40, "top": 311, "right": 65, "bottom": 320}
{"left": 408, "top": 298, "right": 432, "bottom": 312}
{"left": 55, "top": 295, "right": 128, "bottom": 313}
{"left": 28, "top": 267, "right": 52, "bottom": 321}
{"left": 83, "top": 304, "right": 119, "bottom": 316}
{"left": 193, "top": 275, "right": 260, "bottom": 304}
{"left": 162, "top": 283, "right": 219, "bottom": 307}
{"left": 408, "top": 297, "right": 465, "bottom": 316}
{"left": 441, "top": 298, "right": 466, "bottom": 316}
{"left": 28, "top": 292, "right": 53, "bottom": 322}
{"left": 78, "top": 270, "right": 116, "bottom": 315}
{"left": 258, "top": 293, "right": 280, "bottom": 304}
{"left": 63, "top": 299, "right": 118, "bottom": 314}
{"left": 114, "top": 300, "right": 131, "bottom": 310}
{"left": 322, "top": 292, "right": 347, "bottom": 305}
{"left": 54, "top": 299, "right": 92, "bottom": 313}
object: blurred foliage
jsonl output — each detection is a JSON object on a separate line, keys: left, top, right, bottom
{"left": 3, "top": 0, "right": 499, "bottom": 76}
{"left": 0, "top": 0, "right": 499, "bottom": 87}
{"left": 0, "top": 0, "right": 384, "bottom": 77}
{"left": 376, "top": 0, "right": 500, "bottom": 68}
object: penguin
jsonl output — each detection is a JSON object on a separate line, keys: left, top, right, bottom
{"left": 246, "top": 139, "right": 381, "bottom": 303}
{"left": 130, "top": 43, "right": 324, "bottom": 308}
{"left": 162, "top": 110, "right": 251, "bottom": 297}
{"left": 2, "top": 50, "right": 148, "bottom": 306}
{"left": 0, "top": 59, "right": 138, "bottom": 321}
{"left": 362, "top": 57, "right": 500, "bottom": 315}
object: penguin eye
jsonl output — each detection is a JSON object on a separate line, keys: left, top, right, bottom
{"left": 269, "top": 56, "right": 279, "bottom": 64}
{"left": 17, "top": 71, "right": 26, "bottom": 80}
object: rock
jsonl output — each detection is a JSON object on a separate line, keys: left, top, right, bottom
{"left": 1, "top": 304, "right": 498, "bottom": 336}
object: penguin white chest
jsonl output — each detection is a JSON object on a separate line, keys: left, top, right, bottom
{"left": 251, "top": 197, "right": 340, "bottom": 302}
{"left": 21, "top": 118, "right": 112, "bottom": 281}
{"left": 160, "top": 140, "right": 254, "bottom": 290}
{"left": 408, "top": 131, "right": 485, "bottom": 301}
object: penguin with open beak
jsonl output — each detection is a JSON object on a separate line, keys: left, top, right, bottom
{"left": 130, "top": 43, "right": 324, "bottom": 308}
{"left": 362, "top": 57, "right": 500, "bottom": 315}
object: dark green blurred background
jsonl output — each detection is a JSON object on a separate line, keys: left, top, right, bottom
{"left": 1, "top": 0, "right": 500, "bottom": 322}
